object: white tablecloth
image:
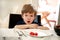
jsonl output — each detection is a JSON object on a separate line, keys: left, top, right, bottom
{"left": 0, "top": 28, "right": 60, "bottom": 40}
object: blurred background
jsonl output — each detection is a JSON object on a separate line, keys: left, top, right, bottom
{"left": 0, "top": 0, "right": 59, "bottom": 30}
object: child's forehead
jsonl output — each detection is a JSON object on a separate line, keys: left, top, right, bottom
{"left": 24, "top": 12, "right": 35, "bottom": 15}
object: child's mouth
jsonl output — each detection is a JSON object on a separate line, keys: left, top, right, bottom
{"left": 27, "top": 21, "right": 30, "bottom": 23}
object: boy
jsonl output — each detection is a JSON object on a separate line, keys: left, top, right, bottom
{"left": 15, "top": 4, "right": 49, "bottom": 30}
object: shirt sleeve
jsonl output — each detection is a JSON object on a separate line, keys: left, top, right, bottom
{"left": 32, "top": 21, "right": 42, "bottom": 26}
{"left": 16, "top": 21, "right": 25, "bottom": 25}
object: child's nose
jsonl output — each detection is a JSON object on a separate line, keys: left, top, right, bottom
{"left": 27, "top": 17, "right": 31, "bottom": 20}
{"left": 27, "top": 18, "right": 30, "bottom": 20}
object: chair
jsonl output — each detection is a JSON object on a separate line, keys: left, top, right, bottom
{"left": 9, "top": 14, "right": 41, "bottom": 28}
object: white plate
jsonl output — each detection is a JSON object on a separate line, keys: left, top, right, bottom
{"left": 24, "top": 29, "right": 53, "bottom": 37}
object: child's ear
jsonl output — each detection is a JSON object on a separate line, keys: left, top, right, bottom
{"left": 21, "top": 15, "right": 23, "bottom": 18}
{"left": 34, "top": 16, "right": 36, "bottom": 19}
{"left": 34, "top": 16, "right": 36, "bottom": 20}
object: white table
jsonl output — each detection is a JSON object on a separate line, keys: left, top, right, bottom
{"left": 0, "top": 28, "right": 60, "bottom": 40}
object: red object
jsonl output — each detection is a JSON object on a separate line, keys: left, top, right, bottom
{"left": 30, "top": 32, "right": 38, "bottom": 36}
{"left": 30, "top": 32, "right": 34, "bottom": 35}
{"left": 34, "top": 33, "right": 38, "bottom": 36}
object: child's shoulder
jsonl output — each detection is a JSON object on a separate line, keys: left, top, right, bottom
{"left": 16, "top": 20, "right": 25, "bottom": 25}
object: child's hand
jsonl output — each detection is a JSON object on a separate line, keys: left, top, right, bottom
{"left": 37, "top": 26, "right": 49, "bottom": 30}
{"left": 28, "top": 24, "right": 38, "bottom": 29}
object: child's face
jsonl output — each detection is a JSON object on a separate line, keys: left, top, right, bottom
{"left": 22, "top": 12, "right": 35, "bottom": 24}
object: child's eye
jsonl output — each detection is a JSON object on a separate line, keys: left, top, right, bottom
{"left": 30, "top": 15, "right": 33, "bottom": 17}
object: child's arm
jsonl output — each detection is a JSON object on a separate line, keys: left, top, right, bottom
{"left": 37, "top": 26, "right": 49, "bottom": 30}
{"left": 15, "top": 25, "right": 29, "bottom": 29}
{"left": 14, "top": 24, "right": 38, "bottom": 29}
